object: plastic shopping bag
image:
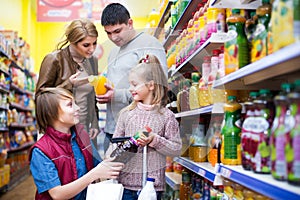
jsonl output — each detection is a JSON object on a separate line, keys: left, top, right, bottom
{"left": 86, "top": 179, "right": 124, "bottom": 200}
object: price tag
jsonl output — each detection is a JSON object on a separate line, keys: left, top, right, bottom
{"left": 198, "top": 168, "right": 206, "bottom": 177}
{"left": 220, "top": 168, "right": 232, "bottom": 178}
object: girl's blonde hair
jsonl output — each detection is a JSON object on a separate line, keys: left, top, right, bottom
{"left": 56, "top": 18, "right": 98, "bottom": 50}
{"left": 127, "top": 54, "right": 168, "bottom": 110}
{"left": 35, "top": 87, "right": 73, "bottom": 133}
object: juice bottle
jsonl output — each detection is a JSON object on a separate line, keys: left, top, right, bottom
{"left": 171, "top": 3, "right": 178, "bottom": 28}
{"left": 241, "top": 91, "right": 258, "bottom": 171}
{"left": 224, "top": 9, "right": 250, "bottom": 75}
{"left": 221, "top": 96, "right": 242, "bottom": 165}
{"left": 222, "top": 179, "right": 234, "bottom": 200}
{"left": 270, "top": 0, "right": 294, "bottom": 52}
{"left": 251, "top": 89, "right": 275, "bottom": 173}
{"left": 189, "top": 72, "right": 200, "bottom": 110}
{"left": 270, "top": 83, "right": 294, "bottom": 180}
{"left": 294, "top": 0, "right": 300, "bottom": 42}
{"left": 179, "top": 169, "right": 192, "bottom": 200}
{"left": 287, "top": 79, "right": 300, "bottom": 185}
{"left": 251, "top": 0, "right": 272, "bottom": 63}
{"left": 176, "top": 79, "right": 190, "bottom": 112}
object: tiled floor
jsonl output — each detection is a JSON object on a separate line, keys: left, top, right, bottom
{"left": 0, "top": 174, "right": 36, "bottom": 200}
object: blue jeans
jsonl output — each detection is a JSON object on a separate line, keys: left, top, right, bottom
{"left": 122, "top": 188, "right": 163, "bottom": 200}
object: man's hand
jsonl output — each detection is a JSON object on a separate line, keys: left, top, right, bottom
{"left": 96, "top": 84, "right": 114, "bottom": 103}
{"left": 89, "top": 128, "right": 99, "bottom": 139}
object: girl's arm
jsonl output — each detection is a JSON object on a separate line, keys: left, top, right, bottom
{"left": 48, "top": 158, "right": 123, "bottom": 200}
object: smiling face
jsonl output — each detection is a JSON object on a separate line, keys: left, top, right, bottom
{"left": 104, "top": 19, "right": 134, "bottom": 47}
{"left": 72, "top": 36, "right": 97, "bottom": 58}
{"left": 129, "top": 72, "right": 154, "bottom": 105}
{"left": 57, "top": 97, "right": 80, "bottom": 127}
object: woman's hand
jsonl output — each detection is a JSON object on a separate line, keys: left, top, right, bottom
{"left": 69, "top": 72, "right": 89, "bottom": 87}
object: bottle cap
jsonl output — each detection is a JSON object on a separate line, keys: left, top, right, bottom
{"left": 145, "top": 126, "right": 152, "bottom": 133}
{"left": 147, "top": 177, "right": 155, "bottom": 182}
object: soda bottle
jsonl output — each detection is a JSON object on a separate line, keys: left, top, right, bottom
{"left": 287, "top": 79, "right": 300, "bottom": 185}
{"left": 252, "top": 89, "right": 275, "bottom": 173}
{"left": 241, "top": 91, "right": 258, "bottom": 170}
{"left": 110, "top": 126, "right": 152, "bottom": 163}
{"left": 221, "top": 96, "right": 242, "bottom": 165}
{"left": 270, "top": 83, "right": 294, "bottom": 180}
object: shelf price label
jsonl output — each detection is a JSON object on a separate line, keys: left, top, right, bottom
{"left": 220, "top": 168, "right": 232, "bottom": 178}
{"left": 197, "top": 168, "right": 206, "bottom": 177}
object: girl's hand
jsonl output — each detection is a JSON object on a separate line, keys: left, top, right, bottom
{"left": 92, "top": 157, "right": 124, "bottom": 180}
{"left": 137, "top": 134, "right": 155, "bottom": 147}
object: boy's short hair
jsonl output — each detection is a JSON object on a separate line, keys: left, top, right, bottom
{"left": 101, "top": 3, "right": 131, "bottom": 26}
{"left": 35, "top": 87, "right": 73, "bottom": 133}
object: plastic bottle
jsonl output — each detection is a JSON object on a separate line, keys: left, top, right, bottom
{"left": 241, "top": 91, "right": 258, "bottom": 171}
{"left": 251, "top": 89, "right": 275, "bottom": 173}
{"left": 287, "top": 79, "right": 300, "bottom": 185}
{"left": 179, "top": 169, "right": 192, "bottom": 200}
{"left": 294, "top": 0, "right": 300, "bottom": 42}
{"left": 171, "top": 3, "right": 178, "bottom": 28}
{"left": 270, "top": 83, "right": 294, "bottom": 180}
{"left": 251, "top": 0, "right": 272, "bottom": 62}
{"left": 110, "top": 126, "right": 152, "bottom": 163}
{"left": 270, "top": 0, "right": 294, "bottom": 52}
{"left": 221, "top": 96, "right": 242, "bottom": 165}
{"left": 224, "top": 9, "right": 250, "bottom": 75}
{"left": 189, "top": 72, "right": 200, "bottom": 110}
{"left": 138, "top": 177, "right": 157, "bottom": 200}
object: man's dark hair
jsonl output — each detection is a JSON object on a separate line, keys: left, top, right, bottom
{"left": 101, "top": 3, "right": 131, "bottom": 26}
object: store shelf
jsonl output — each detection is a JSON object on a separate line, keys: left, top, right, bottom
{"left": 154, "top": 1, "right": 172, "bottom": 38}
{"left": 213, "top": 43, "right": 300, "bottom": 90}
{"left": 7, "top": 141, "right": 35, "bottom": 153}
{"left": 175, "top": 105, "right": 213, "bottom": 118}
{"left": 174, "top": 157, "right": 216, "bottom": 182}
{"left": 170, "top": 38, "right": 223, "bottom": 77}
{"left": 9, "top": 102, "right": 33, "bottom": 112}
{"left": 217, "top": 164, "right": 300, "bottom": 200}
{"left": 0, "top": 85, "right": 9, "bottom": 94}
{"left": 0, "top": 127, "right": 8, "bottom": 132}
{"left": 209, "top": 0, "right": 261, "bottom": 9}
{"left": 165, "top": 172, "right": 182, "bottom": 190}
{"left": 163, "top": 0, "right": 200, "bottom": 49}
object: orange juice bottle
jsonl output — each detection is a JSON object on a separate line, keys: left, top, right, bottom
{"left": 88, "top": 75, "right": 107, "bottom": 95}
{"left": 221, "top": 96, "right": 242, "bottom": 165}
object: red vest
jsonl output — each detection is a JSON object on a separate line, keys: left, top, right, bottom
{"left": 29, "top": 125, "right": 94, "bottom": 200}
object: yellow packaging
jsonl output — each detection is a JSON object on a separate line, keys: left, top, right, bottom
{"left": 88, "top": 75, "right": 107, "bottom": 95}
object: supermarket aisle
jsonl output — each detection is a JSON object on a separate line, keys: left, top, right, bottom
{"left": 0, "top": 174, "right": 35, "bottom": 200}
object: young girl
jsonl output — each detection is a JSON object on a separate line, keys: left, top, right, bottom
{"left": 30, "top": 87, "right": 124, "bottom": 200}
{"left": 111, "top": 54, "right": 182, "bottom": 200}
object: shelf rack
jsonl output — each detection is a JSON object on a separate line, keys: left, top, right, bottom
{"left": 165, "top": 172, "right": 182, "bottom": 190}
{"left": 213, "top": 42, "right": 300, "bottom": 90}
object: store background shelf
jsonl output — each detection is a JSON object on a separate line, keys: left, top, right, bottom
{"left": 165, "top": 172, "right": 181, "bottom": 190}
{"left": 174, "top": 157, "right": 216, "bottom": 183}
{"left": 209, "top": 0, "right": 261, "bottom": 9}
{"left": 213, "top": 43, "right": 300, "bottom": 90}
{"left": 217, "top": 164, "right": 300, "bottom": 200}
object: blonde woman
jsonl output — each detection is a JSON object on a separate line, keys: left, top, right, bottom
{"left": 36, "top": 18, "right": 99, "bottom": 139}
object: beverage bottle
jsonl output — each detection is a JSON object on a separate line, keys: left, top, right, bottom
{"left": 176, "top": 79, "right": 190, "bottom": 112}
{"left": 138, "top": 177, "right": 157, "bottom": 200}
{"left": 270, "top": 83, "right": 294, "bottom": 181}
{"left": 251, "top": 0, "right": 272, "bottom": 62}
{"left": 241, "top": 91, "right": 258, "bottom": 170}
{"left": 221, "top": 96, "right": 242, "bottom": 165}
{"left": 179, "top": 169, "right": 192, "bottom": 200}
{"left": 224, "top": 9, "right": 250, "bottom": 75}
{"left": 294, "top": 0, "right": 300, "bottom": 42}
{"left": 110, "top": 126, "right": 152, "bottom": 163}
{"left": 189, "top": 72, "right": 200, "bottom": 110}
{"left": 287, "top": 79, "right": 300, "bottom": 185}
{"left": 252, "top": 89, "right": 275, "bottom": 173}
{"left": 171, "top": 3, "right": 178, "bottom": 28}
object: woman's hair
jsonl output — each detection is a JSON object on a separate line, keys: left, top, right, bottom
{"left": 127, "top": 54, "right": 168, "bottom": 110}
{"left": 35, "top": 87, "right": 73, "bottom": 133}
{"left": 56, "top": 18, "right": 98, "bottom": 50}
{"left": 101, "top": 3, "right": 130, "bottom": 26}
